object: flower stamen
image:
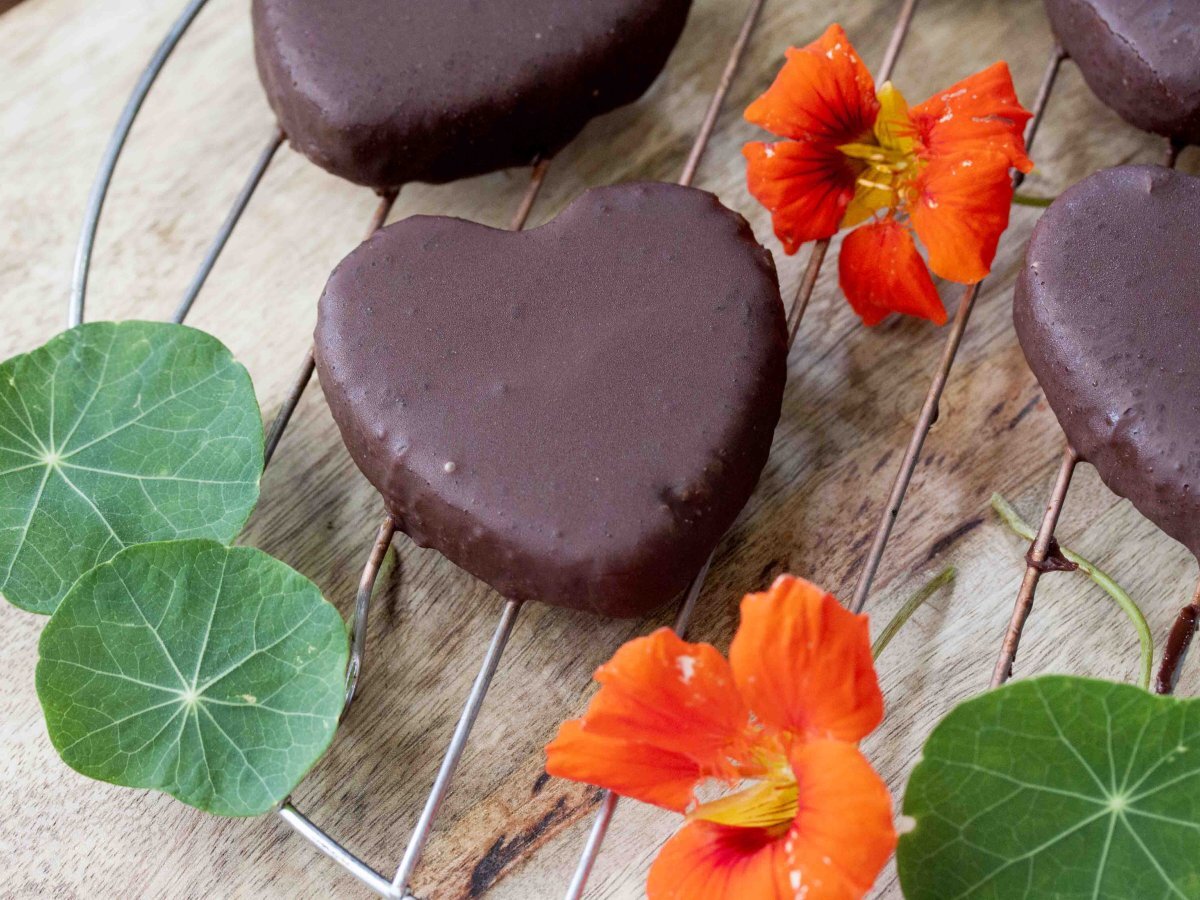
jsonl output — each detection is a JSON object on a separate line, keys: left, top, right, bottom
{"left": 690, "top": 768, "right": 798, "bottom": 833}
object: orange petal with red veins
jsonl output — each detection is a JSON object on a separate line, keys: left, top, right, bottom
{"left": 647, "top": 820, "right": 795, "bottom": 900}
{"left": 782, "top": 741, "right": 897, "bottom": 899}
{"left": 543, "top": 628, "right": 749, "bottom": 810}
{"left": 728, "top": 575, "right": 884, "bottom": 741}
{"left": 545, "top": 720, "right": 701, "bottom": 812}
{"left": 587, "top": 628, "right": 748, "bottom": 767}
{"left": 744, "top": 23, "right": 879, "bottom": 145}
{"left": 910, "top": 150, "right": 1015, "bottom": 284}
{"left": 909, "top": 61, "right": 1033, "bottom": 172}
{"left": 838, "top": 220, "right": 947, "bottom": 327}
{"left": 744, "top": 141, "right": 859, "bottom": 253}
{"left": 644, "top": 742, "right": 896, "bottom": 900}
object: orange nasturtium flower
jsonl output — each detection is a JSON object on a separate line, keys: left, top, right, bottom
{"left": 743, "top": 23, "right": 1033, "bottom": 327}
{"left": 545, "top": 576, "right": 895, "bottom": 899}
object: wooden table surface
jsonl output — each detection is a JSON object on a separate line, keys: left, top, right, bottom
{"left": 2, "top": 0, "right": 1197, "bottom": 897}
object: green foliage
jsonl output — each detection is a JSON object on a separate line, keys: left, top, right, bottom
{"left": 0, "top": 322, "right": 262, "bottom": 614}
{"left": 36, "top": 540, "right": 348, "bottom": 816}
{"left": 899, "top": 676, "right": 1200, "bottom": 899}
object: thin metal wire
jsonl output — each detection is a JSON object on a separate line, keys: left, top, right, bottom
{"left": 343, "top": 516, "right": 397, "bottom": 718}
{"left": 990, "top": 446, "right": 1078, "bottom": 687}
{"left": 173, "top": 127, "right": 285, "bottom": 323}
{"left": 263, "top": 188, "right": 399, "bottom": 466}
{"left": 510, "top": 159, "right": 553, "bottom": 231}
{"left": 390, "top": 5, "right": 767, "bottom": 884}
{"left": 566, "top": 5, "right": 922, "bottom": 895}
{"left": 391, "top": 600, "right": 523, "bottom": 894}
{"left": 678, "top": 0, "right": 767, "bottom": 189}
{"left": 563, "top": 553, "right": 712, "bottom": 900}
{"left": 70, "top": 0, "right": 212, "bottom": 328}
{"left": 875, "top": 0, "right": 920, "bottom": 82}
{"left": 987, "top": 130, "right": 1185, "bottom": 688}
{"left": 289, "top": 162, "right": 551, "bottom": 896}
{"left": 1155, "top": 582, "right": 1200, "bottom": 695}
{"left": 786, "top": 238, "right": 829, "bottom": 346}
{"left": 277, "top": 803, "right": 402, "bottom": 899}
{"left": 263, "top": 349, "right": 317, "bottom": 466}
{"left": 849, "top": 45, "right": 1066, "bottom": 615}
{"left": 785, "top": 0, "right": 919, "bottom": 345}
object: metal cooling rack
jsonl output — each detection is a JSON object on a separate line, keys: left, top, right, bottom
{"left": 66, "top": 0, "right": 1068, "bottom": 895}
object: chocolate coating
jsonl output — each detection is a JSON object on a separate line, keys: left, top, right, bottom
{"left": 316, "top": 183, "right": 787, "bottom": 617}
{"left": 1015, "top": 165, "right": 1200, "bottom": 559}
{"left": 1044, "top": 0, "right": 1200, "bottom": 143}
{"left": 252, "top": 0, "right": 692, "bottom": 189}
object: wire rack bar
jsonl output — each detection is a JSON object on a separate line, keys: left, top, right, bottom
{"left": 990, "top": 446, "right": 1078, "bottom": 687}
{"left": 277, "top": 803, "right": 401, "bottom": 898}
{"left": 343, "top": 515, "right": 397, "bottom": 718}
{"left": 564, "top": 552, "right": 712, "bottom": 900}
{"left": 173, "top": 126, "right": 284, "bottom": 323}
{"left": 263, "top": 348, "right": 316, "bottom": 466}
{"left": 678, "top": 0, "right": 766, "bottom": 189}
{"left": 274, "top": 167, "right": 548, "bottom": 896}
{"left": 988, "top": 131, "right": 1188, "bottom": 690}
{"left": 335, "top": 164, "right": 550, "bottom": 724}
{"left": 849, "top": 45, "right": 1066, "bottom": 615}
{"left": 784, "top": 0, "right": 918, "bottom": 346}
{"left": 566, "top": 2, "right": 921, "bottom": 894}
{"left": 70, "top": 0, "right": 212, "bottom": 328}
{"left": 392, "top": 599, "right": 523, "bottom": 893}
{"left": 385, "top": 2, "right": 774, "bottom": 888}
{"left": 1155, "top": 583, "right": 1200, "bottom": 695}
{"left": 263, "top": 188, "right": 400, "bottom": 466}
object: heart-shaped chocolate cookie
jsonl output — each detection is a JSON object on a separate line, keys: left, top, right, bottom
{"left": 315, "top": 183, "right": 787, "bottom": 617}
{"left": 1044, "top": 0, "right": 1200, "bottom": 143}
{"left": 1015, "top": 165, "right": 1200, "bottom": 559}
{"left": 252, "top": 0, "right": 692, "bottom": 189}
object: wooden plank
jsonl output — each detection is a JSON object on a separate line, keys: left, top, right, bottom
{"left": 0, "top": 0, "right": 1196, "bottom": 897}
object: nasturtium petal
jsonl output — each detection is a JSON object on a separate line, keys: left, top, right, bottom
{"left": 36, "top": 540, "right": 348, "bottom": 817}
{"left": 898, "top": 676, "right": 1200, "bottom": 899}
{"left": 0, "top": 321, "right": 263, "bottom": 614}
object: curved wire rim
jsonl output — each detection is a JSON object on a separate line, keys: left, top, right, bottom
{"left": 70, "top": 0, "right": 212, "bottom": 328}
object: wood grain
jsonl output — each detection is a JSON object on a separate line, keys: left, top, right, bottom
{"left": 1, "top": 0, "right": 1197, "bottom": 897}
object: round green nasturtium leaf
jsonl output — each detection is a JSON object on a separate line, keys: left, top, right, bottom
{"left": 36, "top": 540, "right": 348, "bottom": 817}
{"left": 899, "top": 676, "right": 1200, "bottom": 899}
{"left": 0, "top": 321, "right": 263, "bottom": 614}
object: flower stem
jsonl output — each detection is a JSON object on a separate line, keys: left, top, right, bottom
{"left": 991, "top": 493, "right": 1153, "bottom": 689}
{"left": 872, "top": 566, "right": 956, "bottom": 660}
{"left": 1012, "top": 192, "right": 1056, "bottom": 208}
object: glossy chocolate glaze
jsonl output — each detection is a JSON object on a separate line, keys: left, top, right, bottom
{"left": 1044, "top": 0, "right": 1200, "bottom": 143}
{"left": 1015, "top": 165, "right": 1200, "bottom": 560}
{"left": 252, "top": 0, "right": 691, "bottom": 189}
{"left": 316, "top": 183, "right": 787, "bottom": 618}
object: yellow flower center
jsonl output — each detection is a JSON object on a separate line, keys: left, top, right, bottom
{"left": 837, "top": 81, "right": 922, "bottom": 228}
{"left": 689, "top": 750, "right": 797, "bottom": 835}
